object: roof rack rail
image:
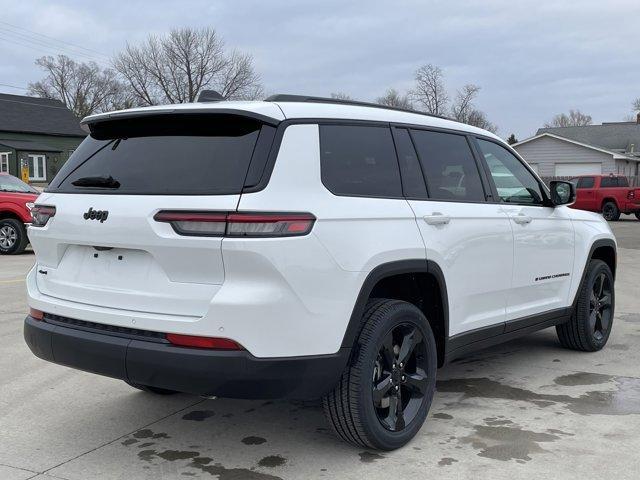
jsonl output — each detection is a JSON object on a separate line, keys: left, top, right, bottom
{"left": 264, "top": 94, "right": 451, "bottom": 121}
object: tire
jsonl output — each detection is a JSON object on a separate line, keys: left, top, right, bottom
{"left": 635, "top": 212, "right": 640, "bottom": 221}
{"left": 556, "top": 259, "right": 614, "bottom": 352}
{"left": 0, "top": 218, "right": 28, "bottom": 255}
{"left": 125, "top": 381, "right": 178, "bottom": 395}
{"left": 322, "top": 299, "right": 437, "bottom": 450}
{"left": 602, "top": 201, "right": 620, "bottom": 221}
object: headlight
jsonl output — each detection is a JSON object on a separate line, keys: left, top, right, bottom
{"left": 26, "top": 202, "right": 35, "bottom": 211}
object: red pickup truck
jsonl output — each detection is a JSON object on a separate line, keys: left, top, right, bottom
{"left": 570, "top": 174, "right": 640, "bottom": 221}
{"left": 0, "top": 173, "right": 40, "bottom": 254}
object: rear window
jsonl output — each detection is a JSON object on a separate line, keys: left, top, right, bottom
{"left": 319, "top": 125, "right": 402, "bottom": 198}
{"left": 48, "top": 114, "right": 267, "bottom": 195}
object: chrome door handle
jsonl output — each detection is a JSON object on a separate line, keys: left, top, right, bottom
{"left": 512, "top": 214, "right": 532, "bottom": 225}
{"left": 423, "top": 213, "right": 451, "bottom": 225}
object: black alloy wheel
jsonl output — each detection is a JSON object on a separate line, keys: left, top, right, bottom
{"left": 373, "top": 323, "right": 429, "bottom": 432}
{"left": 589, "top": 272, "right": 612, "bottom": 342}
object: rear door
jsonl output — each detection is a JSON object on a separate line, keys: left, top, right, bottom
{"left": 29, "top": 113, "right": 274, "bottom": 318}
{"left": 399, "top": 127, "right": 514, "bottom": 337}
{"left": 475, "top": 138, "right": 575, "bottom": 321}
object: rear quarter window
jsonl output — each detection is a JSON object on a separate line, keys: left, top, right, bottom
{"left": 48, "top": 114, "right": 269, "bottom": 195}
{"left": 319, "top": 125, "right": 402, "bottom": 198}
{"left": 600, "top": 177, "right": 619, "bottom": 188}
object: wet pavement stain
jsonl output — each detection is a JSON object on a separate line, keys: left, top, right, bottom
{"left": 620, "top": 313, "right": 640, "bottom": 323}
{"left": 610, "top": 344, "right": 630, "bottom": 351}
{"left": 433, "top": 413, "right": 453, "bottom": 419}
{"left": 182, "top": 410, "right": 215, "bottom": 421}
{"left": 192, "top": 461, "right": 283, "bottom": 480}
{"left": 258, "top": 455, "right": 287, "bottom": 468}
{"left": 554, "top": 372, "right": 613, "bottom": 386}
{"left": 460, "top": 425, "right": 561, "bottom": 461}
{"left": 138, "top": 442, "right": 154, "bottom": 448}
{"left": 437, "top": 376, "right": 640, "bottom": 415}
{"left": 137, "top": 449, "right": 200, "bottom": 462}
{"left": 359, "top": 451, "right": 384, "bottom": 463}
{"left": 133, "top": 429, "right": 170, "bottom": 439}
{"left": 242, "top": 436, "right": 267, "bottom": 445}
{"left": 484, "top": 418, "right": 513, "bottom": 426}
{"left": 121, "top": 438, "right": 138, "bottom": 446}
{"left": 438, "top": 457, "right": 458, "bottom": 467}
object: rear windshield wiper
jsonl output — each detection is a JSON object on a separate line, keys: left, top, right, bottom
{"left": 71, "top": 175, "right": 121, "bottom": 189}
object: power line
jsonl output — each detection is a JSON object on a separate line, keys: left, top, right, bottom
{"left": 2, "top": 29, "right": 103, "bottom": 62}
{"left": 0, "top": 34, "right": 110, "bottom": 68}
{"left": 0, "top": 82, "right": 27, "bottom": 91}
{"left": 0, "top": 20, "right": 110, "bottom": 59}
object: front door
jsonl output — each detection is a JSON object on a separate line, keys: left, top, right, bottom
{"left": 401, "top": 128, "right": 514, "bottom": 337}
{"left": 476, "top": 138, "right": 575, "bottom": 321}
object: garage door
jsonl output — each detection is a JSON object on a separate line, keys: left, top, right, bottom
{"left": 555, "top": 163, "right": 602, "bottom": 176}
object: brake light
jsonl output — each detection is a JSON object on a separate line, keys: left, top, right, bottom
{"left": 154, "top": 211, "right": 315, "bottom": 237}
{"left": 31, "top": 205, "right": 56, "bottom": 227}
{"left": 628, "top": 190, "right": 636, "bottom": 200}
{"left": 166, "top": 333, "right": 243, "bottom": 350}
{"left": 29, "top": 308, "right": 44, "bottom": 320}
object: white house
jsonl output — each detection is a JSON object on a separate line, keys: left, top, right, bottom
{"left": 513, "top": 118, "right": 640, "bottom": 178}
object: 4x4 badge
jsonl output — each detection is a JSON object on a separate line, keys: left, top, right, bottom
{"left": 83, "top": 207, "right": 109, "bottom": 223}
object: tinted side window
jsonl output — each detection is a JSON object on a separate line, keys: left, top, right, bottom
{"left": 477, "top": 139, "right": 544, "bottom": 205}
{"left": 618, "top": 177, "right": 629, "bottom": 187}
{"left": 600, "top": 177, "right": 617, "bottom": 188}
{"left": 392, "top": 128, "right": 428, "bottom": 199}
{"left": 576, "top": 177, "right": 595, "bottom": 189}
{"left": 320, "top": 125, "right": 402, "bottom": 197}
{"left": 411, "top": 130, "right": 485, "bottom": 202}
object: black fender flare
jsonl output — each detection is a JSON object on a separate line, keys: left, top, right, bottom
{"left": 571, "top": 238, "right": 617, "bottom": 308}
{"left": 340, "top": 259, "right": 449, "bottom": 353}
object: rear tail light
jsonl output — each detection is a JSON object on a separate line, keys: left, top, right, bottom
{"left": 628, "top": 190, "right": 636, "bottom": 200}
{"left": 154, "top": 211, "right": 315, "bottom": 237}
{"left": 166, "top": 333, "right": 243, "bottom": 350}
{"left": 29, "top": 308, "right": 44, "bottom": 320}
{"left": 31, "top": 205, "right": 56, "bottom": 227}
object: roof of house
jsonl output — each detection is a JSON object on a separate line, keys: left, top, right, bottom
{"left": 513, "top": 132, "right": 639, "bottom": 161}
{"left": 0, "top": 93, "right": 85, "bottom": 137}
{"left": 0, "top": 139, "right": 62, "bottom": 152}
{"left": 81, "top": 99, "right": 502, "bottom": 142}
{"left": 535, "top": 123, "right": 640, "bottom": 156}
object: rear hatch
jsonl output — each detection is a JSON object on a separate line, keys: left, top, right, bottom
{"left": 29, "top": 112, "right": 277, "bottom": 318}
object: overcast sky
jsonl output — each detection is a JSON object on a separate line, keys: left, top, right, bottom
{"left": 0, "top": 0, "right": 638, "bottom": 139}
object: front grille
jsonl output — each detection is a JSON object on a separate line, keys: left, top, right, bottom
{"left": 43, "top": 313, "right": 167, "bottom": 343}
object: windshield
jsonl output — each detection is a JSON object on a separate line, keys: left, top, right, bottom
{"left": 0, "top": 174, "right": 38, "bottom": 193}
{"left": 48, "top": 114, "right": 266, "bottom": 195}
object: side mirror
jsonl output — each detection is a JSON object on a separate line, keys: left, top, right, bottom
{"left": 550, "top": 180, "right": 576, "bottom": 206}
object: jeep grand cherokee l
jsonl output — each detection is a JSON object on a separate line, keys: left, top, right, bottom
{"left": 24, "top": 94, "right": 616, "bottom": 450}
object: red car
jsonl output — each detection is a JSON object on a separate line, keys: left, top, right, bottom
{"left": 0, "top": 173, "right": 40, "bottom": 254}
{"left": 570, "top": 174, "right": 640, "bottom": 221}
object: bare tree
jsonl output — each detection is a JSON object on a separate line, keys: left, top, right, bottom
{"left": 113, "top": 27, "right": 263, "bottom": 105}
{"left": 376, "top": 88, "right": 413, "bottom": 109}
{"left": 411, "top": 64, "right": 449, "bottom": 115}
{"left": 544, "top": 109, "right": 592, "bottom": 127}
{"left": 28, "top": 55, "right": 127, "bottom": 118}
{"left": 633, "top": 98, "right": 640, "bottom": 112}
{"left": 450, "top": 84, "right": 497, "bottom": 132}
{"left": 330, "top": 92, "right": 353, "bottom": 100}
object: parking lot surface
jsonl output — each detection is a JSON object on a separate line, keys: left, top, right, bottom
{"left": 1, "top": 221, "right": 639, "bottom": 479}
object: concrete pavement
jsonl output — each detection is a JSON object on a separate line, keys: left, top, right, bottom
{"left": 1, "top": 222, "right": 639, "bottom": 479}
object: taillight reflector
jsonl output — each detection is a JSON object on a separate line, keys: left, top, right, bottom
{"left": 166, "top": 333, "right": 243, "bottom": 350}
{"left": 29, "top": 308, "right": 44, "bottom": 320}
{"left": 154, "top": 211, "right": 315, "bottom": 237}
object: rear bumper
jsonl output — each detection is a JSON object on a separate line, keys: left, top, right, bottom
{"left": 23, "top": 315, "right": 350, "bottom": 400}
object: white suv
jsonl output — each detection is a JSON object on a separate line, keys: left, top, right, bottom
{"left": 24, "top": 94, "right": 616, "bottom": 450}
